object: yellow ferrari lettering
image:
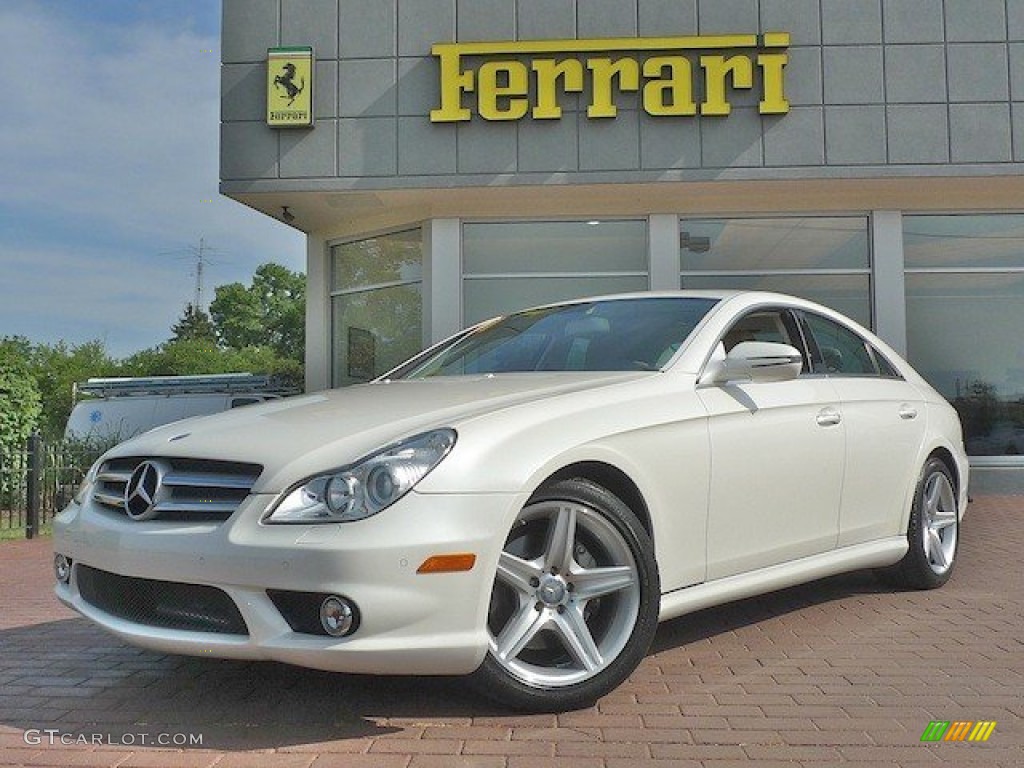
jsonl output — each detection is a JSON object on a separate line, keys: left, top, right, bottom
{"left": 430, "top": 33, "right": 789, "bottom": 123}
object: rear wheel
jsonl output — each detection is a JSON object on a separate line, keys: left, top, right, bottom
{"left": 471, "top": 479, "right": 659, "bottom": 711}
{"left": 883, "top": 457, "right": 959, "bottom": 589}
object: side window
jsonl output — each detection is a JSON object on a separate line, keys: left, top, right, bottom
{"left": 804, "top": 313, "right": 878, "bottom": 376}
{"left": 721, "top": 309, "right": 811, "bottom": 373}
{"left": 871, "top": 348, "right": 903, "bottom": 379}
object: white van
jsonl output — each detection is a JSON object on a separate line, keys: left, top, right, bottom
{"left": 64, "top": 374, "right": 287, "bottom": 443}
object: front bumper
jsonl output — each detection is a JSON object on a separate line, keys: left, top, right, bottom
{"left": 52, "top": 490, "right": 521, "bottom": 675}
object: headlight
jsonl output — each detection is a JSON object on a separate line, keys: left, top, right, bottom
{"left": 264, "top": 429, "right": 456, "bottom": 524}
{"left": 72, "top": 460, "right": 101, "bottom": 505}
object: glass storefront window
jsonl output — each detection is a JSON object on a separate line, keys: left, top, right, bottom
{"left": 679, "top": 217, "right": 872, "bottom": 327}
{"left": 462, "top": 220, "right": 647, "bottom": 325}
{"left": 904, "top": 215, "right": 1024, "bottom": 460}
{"left": 330, "top": 229, "right": 423, "bottom": 386}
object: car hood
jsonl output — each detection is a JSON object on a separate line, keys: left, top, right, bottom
{"left": 104, "top": 372, "right": 649, "bottom": 492}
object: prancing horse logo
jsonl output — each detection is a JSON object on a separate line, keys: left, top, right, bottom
{"left": 124, "top": 460, "right": 166, "bottom": 521}
{"left": 273, "top": 62, "right": 305, "bottom": 106}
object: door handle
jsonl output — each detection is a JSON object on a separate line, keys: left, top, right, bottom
{"left": 898, "top": 405, "right": 918, "bottom": 420}
{"left": 816, "top": 407, "right": 842, "bottom": 427}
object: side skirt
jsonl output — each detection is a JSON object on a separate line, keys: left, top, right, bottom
{"left": 658, "top": 537, "right": 908, "bottom": 623}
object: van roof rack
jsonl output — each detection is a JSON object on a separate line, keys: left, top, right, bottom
{"left": 75, "top": 373, "right": 288, "bottom": 399}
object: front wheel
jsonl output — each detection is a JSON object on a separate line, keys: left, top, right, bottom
{"left": 883, "top": 457, "right": 959, "bottom": 589}
{"left": 471, "top": 479, "right": 660, "bottom": 712}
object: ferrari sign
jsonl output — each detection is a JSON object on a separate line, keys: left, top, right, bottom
{"left": 430, "top": 33, "right": 790, "bottom": 123}
{"left": 267, "top": 47, "right": 313, "bottom": 127}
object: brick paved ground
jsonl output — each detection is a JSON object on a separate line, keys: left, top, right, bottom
{"left": 1, "top": 497, "right": 1021, "bottom": 767}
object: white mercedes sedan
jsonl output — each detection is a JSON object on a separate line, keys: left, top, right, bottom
{"left": 53, "top": 291, "right": 968, "bottom": 711}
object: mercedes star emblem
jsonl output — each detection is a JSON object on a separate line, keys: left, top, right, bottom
{"left": 124, "top": 460, "right": 166, "bottom": 521}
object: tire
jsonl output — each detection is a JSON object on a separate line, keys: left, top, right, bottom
{"left": 882, "top": 457, "right": 959, "bottom": 590}
{"left": 471, "top": 478, "right": 660, "bottom": 712}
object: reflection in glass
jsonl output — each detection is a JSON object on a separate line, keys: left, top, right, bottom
{"left": 681, "top": 274, "right": 872, "bottom": 328}
{"left": 464, "top": 275, "right": 648, "bottom": 326}
{"left": 331, "top": 228, "right": 423, "bottom": 387}
{"left": 906, "top": 273, "right": 1024, "bottom": 458}
{"left": 332, "top": 284, "right": 423, "bottom": 387}
{"left": 464, "top": 221, "right": 647, "bottom": 274}
{"left": 462, "top": 220, "right": 648, "bottom": 325}
{"left": 904, "top": 214, "right": 1024, "bottom": 269}
{"left": 680, "top": 217, "right": 869, "bottom": 271}
{"left": 331, "top": 229, "right": 423, "bottom": 292}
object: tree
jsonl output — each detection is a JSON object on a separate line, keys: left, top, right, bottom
{"left": 0, "top": 339, "right": 42, "bottom": 461}
{"left": 29, "top": 340, "right": 119, "bottom": 440}
{"left": 170, "top": 303, "right": 217, "bottom": 343}
{"left": 210, "top": 263, "right": 305, "bottom": 363}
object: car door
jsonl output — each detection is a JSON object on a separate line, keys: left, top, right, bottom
{"left": 697, "top": 308, "right": 845, "bottom": 580}
{"left": 800, "top": 312, "right": 928, "bottom": 546}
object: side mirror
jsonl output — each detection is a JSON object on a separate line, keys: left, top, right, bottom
{"left": 706, "top": 341, "right": 803, "bottom": 385}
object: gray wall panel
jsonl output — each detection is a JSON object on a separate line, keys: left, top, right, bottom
{"left": 397, "top": 58, "right": 437, "bottom": 116}
{"left": 885, "top": 45, "right": 947, "bottom": 103}
{"left": 398, "top": 117, "right": 458, "bottom": 174}
{"left": 338, "top": 118, "right": 398, "bottom": 176}
{"left": 638, "top": 0, "right": 697, "bottom": 36}
{"left": 339, "top": 59, "right": 397, "bottom": 117}
{"left": 700, "top": 108, "right": 763, "bottom": 167}
{"left": 398, "top": 0, "right": 455, "bottom": 56}
{"left": 518, "top": 119, "right": 579, "bottom": 172}
{"left": 222, "top": 122, "right": 279, "bottom": 179}
{"left": 223, "top": 0, "right": 278, "bottom": 63}
{"left": 457, "top": 0, "right": 515, "bottom": 41}
{"left": 1011, "top": 43, "right": 1024, "bottom": 100}
{"left": 949, "top": 104, "right": 1012, "bottom": 162}
{"left": 281, "top": 119, "right": 337, "bottom": 177}
{"left": 282, "top": 0, "right": 338, "bottom": 59}
{"left": 945, "top": 0, "right": 1007, "bottom": 42}
{"left": 823, "top": 47, "right": 884, "bottom": 104}
{"left": 822, "top": 0, "right": 882, "bottom": 45}
{"left": 340, "top": 0, "right": 396, "bottom": 58}
{"left": 786, "top": 48, "right": 824, "bottom": 106}
{"left": 825, "top": 106, "right": 886, "bottom": 165}
{"left": 316, "top": 60, "right": 338, "bottom": 119}
{"left": 886, "top": 105, "right": 950, "bottom": 164}
{"left": 579, "top": 111, "right": 641, "bottom": 170}
{"left": 222, "top": 63, "right": 265, "bottom": 121}
{"left": 516, "top": 0, "right": 575, "bottom": 39}
{"left": 947, "top": 44, "right": 1010, "bottom": 102}
{"left": 457, "top": 121, "right": 518, "bottom": 173}
{"left": 697, "top": 0, "right": 758, "bottom": 35}
{"left": 883, "top": 0, "right": 945, "bottom": 44}
{"left": 1014, "top": 103, "right": 1024, "bottom": 160}
{"left": 761, "top": 0, "right": 819, "bottom": 45}
{"left": 639, "top": 114, "right": 700, "bottom": 168}
{"left": 1010, "top": 2, "right": 1024, "bottom": 40}
{"left": 763, "top": 107, "right": 824, "bottom": 166}
{"left": 577, "top": 0, "right": 638, "bottom": 37}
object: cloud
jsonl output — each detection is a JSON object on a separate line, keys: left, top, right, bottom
{"left": 0, "top": 2, "right": 305, "bottom": 357}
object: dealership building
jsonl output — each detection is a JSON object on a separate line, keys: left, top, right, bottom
{"left": 220, "top": 0, "right": 1024, "bottom": 468}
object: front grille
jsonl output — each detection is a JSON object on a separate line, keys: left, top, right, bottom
{"left": 77, "top": 565, "right": 248, "bottom": 635}
{"left": 93, "top": 456, "right": 262, "bottom": 522}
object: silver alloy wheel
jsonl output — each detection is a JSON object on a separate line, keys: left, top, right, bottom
{"left": 486, "top": 499, "right": 641, "bottom": 688}
{"left": 921, "top": 470, "right": 958, "bottom": 575}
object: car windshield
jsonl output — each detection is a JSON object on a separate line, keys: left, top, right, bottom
{"left": 392, "top": 297, "right": 719, "bottom": 379}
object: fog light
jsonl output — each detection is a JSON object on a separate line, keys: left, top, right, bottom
{"left": 54, "top": 554, "right": 72, "bottom": 585}
{"left": 319, "top": 595, "right": 356, "bottom": 637}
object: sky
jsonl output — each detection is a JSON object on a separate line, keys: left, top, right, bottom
{"left": 0, "top": 1, "right": 305, "bottom": 357}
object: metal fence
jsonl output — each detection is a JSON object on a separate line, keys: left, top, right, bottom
{"left": 0, "top": 435, "right": 90, "bottom": 538}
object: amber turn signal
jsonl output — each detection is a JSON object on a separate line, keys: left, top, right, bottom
{"left": 417, "top": 553, "right": 477, "bottom": 574}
